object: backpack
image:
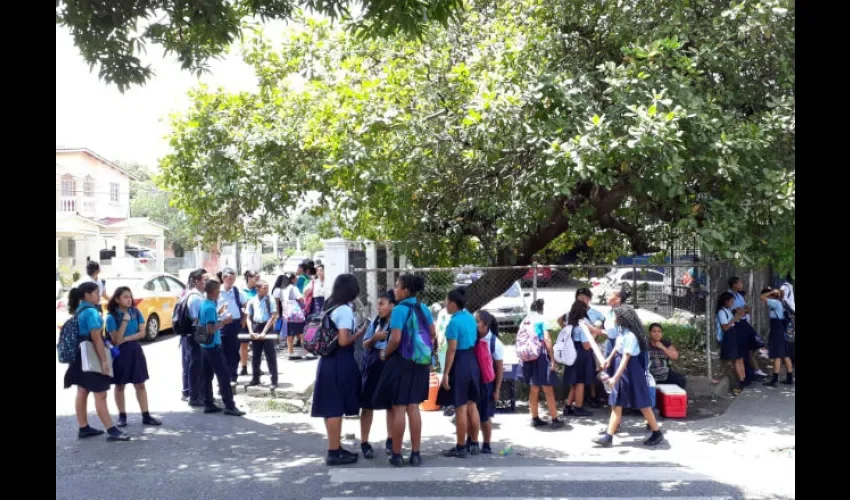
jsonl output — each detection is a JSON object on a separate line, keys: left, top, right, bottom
{"left": 57, "top": 313, "right": 82, "bottom": 364}
{"left": 515, "top": 316, "right": 541, "bottom": 362}
{"left": 282, "top": 286, "right": 306, "bottom": 323}
{"left": 475, "top": 336, "right": 496, "bottom": 384}
{"left": 173, "top": 291, "right": 201, "bottom": 337}
{"left": 303, "top": 305, "right": 340, "bottom": 357}
{"left": 303, "top": 279, "right": 315, "bottom": 317}
{"left": 553, "top": 326, "right": 578, "bottom": 366}
{"left": 397, "top": 301, "right": 434, "bottom": 365}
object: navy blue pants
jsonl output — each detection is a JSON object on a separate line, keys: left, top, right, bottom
{"left": 181, "top": 336, "right": 203, "bottom": 401}
{"left": 203, "top": 345, "right": 236, "bottom": 410}
{"left": 221, "top": 322, "right": 242, "bottom": 382}
{"left": 250, "top": 321, "right": 278, "bottom": 385}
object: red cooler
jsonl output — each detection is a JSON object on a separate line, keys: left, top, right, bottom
{"left": 656, "top": 384, "right": 687, "bottom": 418}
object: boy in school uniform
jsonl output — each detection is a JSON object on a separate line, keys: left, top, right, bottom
{"left": 199, "top": 280, "right": 246, "bottom": 416}
{"left": 246, "top": 281, "right": 280, "bottom": 388}
{"left": 218, "top": 267, "right": 249, "bottom": 383}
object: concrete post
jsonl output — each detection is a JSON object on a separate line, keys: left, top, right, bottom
{"left": 385, "top": 242, "right": 395, "bottom": 291}
{"left": 323, "top": 238, "right": 349, "bottom": 296}
{"left": 155, "top": 236, "right": 166, "bottom": 272}
{"left": 365, "top": 241, "right": 378, "bottom": 319}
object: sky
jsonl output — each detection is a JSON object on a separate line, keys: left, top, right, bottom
{"left": 56, "top": 25, "right": 262, "bottom": 170}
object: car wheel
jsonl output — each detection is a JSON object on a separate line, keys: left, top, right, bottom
{"left": 146, "top": 314, "right": 160, "bottom": 341}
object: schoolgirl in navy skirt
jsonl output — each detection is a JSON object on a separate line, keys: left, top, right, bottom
{"left": 716, "top": 292, "right": 747, "bottom": 394}
{"left": 62, "top": 282, "right": 130, "bottom": 442}
{"left": 562, "top": 300, "right": 597, "bottom": 417}
{"left": 311, "top": 274, "right": 365, "bottom": 466}
{"left": 593, "top": 306, "right": 663, "bottom": 448}
{"left": 359, "top": 291, "right": 396, "bottom": 459}
{"left": 469, "top": 310, "right": 504, "bottom": 454}
{"left": 760, "top": 288, "right": 794, "bottom": 387}
{"left": 438, "top": 287, "right": 483, "bottom": 457}
{"left": 373, "top": 274, "right": 435, "bottom": 467}
{"left": 520, "top": 299, "right": 564, "bottom": 429}
{"left": 105, "top": 286, "right": 161, "bottom": 428}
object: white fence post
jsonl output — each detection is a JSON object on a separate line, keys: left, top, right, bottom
{"left": 365, "top": 241, "right": 378, "bottom": 319}
{"left": 323, "top": 238, "right": 349, "bottom": 295}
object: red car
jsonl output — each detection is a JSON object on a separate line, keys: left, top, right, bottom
{"left": 523, "top": 266, "right": 552, "bottom": 286}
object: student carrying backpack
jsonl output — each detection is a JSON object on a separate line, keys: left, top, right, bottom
{"left": 172, "top": 290, "right": 201, "bottom": 337}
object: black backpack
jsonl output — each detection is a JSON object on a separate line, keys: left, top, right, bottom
{"left": 173, "top": 291, "right": 201, "bottom": 337}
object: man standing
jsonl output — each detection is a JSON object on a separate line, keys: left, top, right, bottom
{"left": 181, "top": 269, "right": 207, "bottom": 406}
{"left": 199, "top": 279, "right": 246, "bottom": 416}
{"left": 218, "top": 268, "right": 248, "bottom": 383}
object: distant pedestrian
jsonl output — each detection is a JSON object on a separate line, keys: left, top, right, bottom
{"left": 106, "top": 286, "right": 162, "bottom": 428}
{"left": 63, "top": 281, "right": 130, "bottom": 441}
{"left": 521, "top": 299, "right": 564, "bottom": 429}
{"left": 246, "top": 281, "right": 279, "bottom": 387}
{"left": 311, "top": 274, "right": 365, "bottom": 466}
{"left": 73, "top": 260, "right": 110, "bottom": 302}
{"left": 274, "top": 272, "right": 307, "bottom": 358}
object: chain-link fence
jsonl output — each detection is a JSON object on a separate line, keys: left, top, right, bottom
{"left": 351, "top": 260, "right": 772, "bottom": 382}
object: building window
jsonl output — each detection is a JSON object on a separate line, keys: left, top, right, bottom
{"left": 83, "top": 176, "right": 95, "bottom": 197}
{"left": 61, "top": 174, "right": 76, "bottom": 197}
{"left": 110, "top": 182, "right": 120, "bottom": 202}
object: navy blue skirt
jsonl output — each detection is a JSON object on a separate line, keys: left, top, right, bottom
{"left": 521, "top": 348, "right": 561, "bottom": 387}
{"left": 720, "top": 325, "right": 741, "bottom": 360}
{"left": 63, "top": 346, "right": 112, "bottom": 393}
{"left": 360, "top": 348, "right": 386, "bottom": 409}
{"left": 112, "top": 341, "right": 149, "bottom": 385}
{"left": 563, "top": 342, "right": 596, "bottom": 386}
{"left": 604, "top": 338, "right": 617, "bottom": 376}
{"left": 736, "top": 320, "right": 763, "bottom": 353}
{"left": 311, "top": 345, "right": 361, "bottom": 418}
{"left": 437, "top": 348, "right": 482, "bottom": 407}
{"left": 609, "top": 352, "right": 652, "bottom": 409}
{"left": 372, "top": 353, "right": 430, "bottom": 409}
{"left": 287, "top": 321, "right": 305, "bottom": 337}
{"left": 477, "top": 381, "right": 496, "bottom": 423}
{"left": 767, "top": 318, "right": 789, "bottom": 359}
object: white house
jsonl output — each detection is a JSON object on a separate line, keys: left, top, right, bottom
{"left": 55, "top": 147, "right": 166, "bottom": 273}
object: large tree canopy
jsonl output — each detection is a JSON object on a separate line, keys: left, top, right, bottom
{"left": 56, "top": 0, "right": 463, "bottom": 91}
{"left": 160, "top": 0, "right": 795, "bottom": 309}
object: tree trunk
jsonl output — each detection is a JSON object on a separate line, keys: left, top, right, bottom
{"left": 464, "top": 267, "right": 530, "bottom": 313}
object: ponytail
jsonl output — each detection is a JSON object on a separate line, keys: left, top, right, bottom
{"left": 68, "top": 281, "right": 99, "bottom": 314}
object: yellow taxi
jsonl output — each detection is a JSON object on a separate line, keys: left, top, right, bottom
{"left": 56, "top": 272, "right": 187, "bottom": 341}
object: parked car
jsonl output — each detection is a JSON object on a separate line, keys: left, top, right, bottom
{"left": 522, "top": 265, "right": 552, "bottom": 287}
{"left": 282, "top": 254, "right": 312, "bottom": 273}
{"left": 481, "top": 281, "right": 531, "bottom": 331}
{"left": 56, "top": 272, "right": 186, "bottom": 341}
{"left": 590, "top": 268, "right": 667, "bottom": 304}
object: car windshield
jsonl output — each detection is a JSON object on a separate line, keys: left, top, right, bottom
{"left": 104, "top": 278, "right": 145, "bottom": 296}
{"left": 502, "top": 282, "right": 521, "bottom": 297}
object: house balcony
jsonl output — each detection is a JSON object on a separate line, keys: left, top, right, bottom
{"left": 58, "top": 197, "right": 97, "bottom": 217}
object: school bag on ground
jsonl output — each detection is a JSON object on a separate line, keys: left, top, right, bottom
{"left": 553, "top": 326, "right": 577, "bottom": 366}
{"left": 172, "top": 291, "right": 201, "bottom": 337}
{"left": 57, "top": 313, "right": 82, "bottom": 364}
{"left": 475, "top": 336, "right": 496, "bottom": 384}
{"left": 398, "top": 301, "right": 434, "bottom": 365}
{"left": 302, "top": 305, "right": 340, "bottom": 357}
{"left": 515, "top": 316, "right": 541, "bottom": 362}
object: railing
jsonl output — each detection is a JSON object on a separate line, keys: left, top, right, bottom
{"left": 59, "top": 197, "right": 77, "bottom": 212}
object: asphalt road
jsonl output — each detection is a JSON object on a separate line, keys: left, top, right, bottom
{"left": 56, "top": 289, "right": 791, "bottom": 500}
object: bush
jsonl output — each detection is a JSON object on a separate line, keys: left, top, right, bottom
{"left": 261, "top": 254, "right": 279, "bottom": 274}
{"left": 72, "top": 271, "right": 81, "bottom": 282}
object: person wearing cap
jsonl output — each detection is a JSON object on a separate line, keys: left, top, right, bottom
{"left": 218, "top": 267, "right": 249, "bottom": 383}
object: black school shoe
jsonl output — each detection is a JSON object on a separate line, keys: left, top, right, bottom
{"left": 326, "top": 449, "right": 358, "bottom": 466}
{"left": 106, "top": 427, "right": 131, "bottom": 442}
{"left": 388, "top": 453, "right": 405, "bottom": 467}
{"left": 143, "top": 414, "right": 163, "bottom": 426}
{"left": 468, "top": 442, "right": 481, "bottom": 455}
{"left": 442, "top": 445, "right": 468, "bottom": 458}
{"left": 117, "top": 414, "right": 128, "bottom": 428}
{"left": 409, "top": 452, "right": 423, "bottom": 467}
{"left": 385, "top": 439, "right": 394, "bottom": 456}
{"left": 224, "top": 407, "right": 246, "bottom": 417}
{"left": 361, "top": 443, "right": 376, "bottom": 459}
{"left": 204, "top": 405, "right": 223, "bottom": 414}
{"left": 78, "top": 426, "right": 105, "bottom": 439}
{"left": 644, "top": 430, "right": 664, "bottom": 446}
{"left": 549, "top": 418, "right": 566, "bottom": 430}
{"left": 572, "top": 406, "right": 594, "bottom": 417}
{"left": 481, "top": 443, "right": 493, "bottom": 454}
{"left": 531, "top": 417, "right": 548, "bottom": 427}
{"left": 592, "top": 433, "right": 613, "bottom": 448}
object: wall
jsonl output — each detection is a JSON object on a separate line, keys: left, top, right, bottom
{"left": 55, "top": 151, "right": 131, "bottom": 220}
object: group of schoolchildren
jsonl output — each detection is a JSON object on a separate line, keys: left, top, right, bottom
{"left": 516, "top": 287, "right": 664, "bottom": 448}
{"left": 716, "top": 276, "right": 796, "bottom": 395}
{"left": 62, "top": 262, "right": 162, "bottom": 443}
{"left": 310, "top": 273, "right": 507, "bottom": 467}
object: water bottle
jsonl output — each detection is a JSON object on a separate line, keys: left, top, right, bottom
{"left": 105, "top": 340, "right": 120, "bottom": 360}
{"left": 598, "top": 371, "right": 613, "bottom": 394}
{"left": 499, "top": 444, "right": 513, "bottom": 456}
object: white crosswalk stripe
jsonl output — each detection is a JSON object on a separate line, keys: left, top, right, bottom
{"left": 323, "top": 498, "right": 733, "bottom": 500}
{"left": 328, "top": 465, "right": 710, "bottom": 484}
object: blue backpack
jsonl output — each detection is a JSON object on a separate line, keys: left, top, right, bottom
{"left": 398, "top": 301, "right": 433, "bottom": 365}
{"left": 57, "top": 313, "right": 81, "bottom": 364}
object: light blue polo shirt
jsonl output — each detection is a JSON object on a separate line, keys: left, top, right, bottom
{"left": 218, "top": 286, "right": 247, "bottom": 320}
{"left": 77, "top": 302, "right": 103, "bottom": 339}
{"left": 186, "top": 291, "right": 204, "bottom": 321}
{"left": 729, "top": 290, "right": 751, "bottom": 322}
{"left": 716, "top": 308, "right": 733, "bottom": 342}
{"left": 604, "top": 309, "right": 619, "bottom": 341}
{"left": 330, "top": 304, "right": 356, "bottom": 332}
{"left": 445, "top": 309, "right": 478, "bottom": 350}
{"left": 767, "top": 298, "right": 785, "bottom": 320}
{"left": 105, "top": 309, "right": 144, "bottom": 337}
{"left": 615, "top": 331, "right": 641, "bottom": 356}
{"left": 247, "top": 295, "right": 276, "bottom": 323}
{"left": 587, "top": 308, "right": 606, "bottom": 325}
{"left": 198, "top": 299, "right": 222, "bottom": 349}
